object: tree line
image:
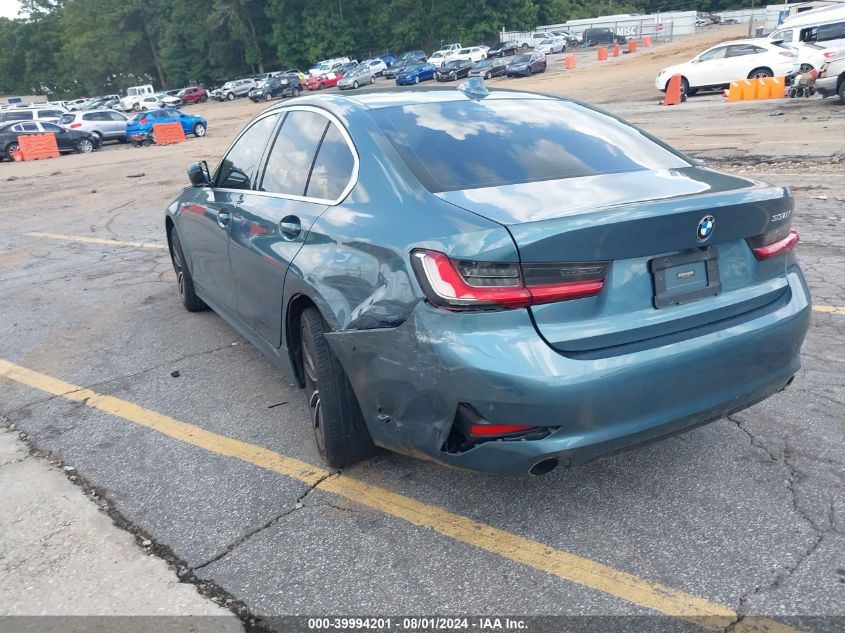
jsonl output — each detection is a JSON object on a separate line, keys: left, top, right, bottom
{"left": 0, "top": 0, "right": 749, "bottom": 98}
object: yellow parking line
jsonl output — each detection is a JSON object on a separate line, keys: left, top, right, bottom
{"left": 25, "top": 232, "right": 168, "bottom": 250}
{"left": 813, "top": 305, "right": 845, "bottom": 315}
{"left": 0, "top": 359, "right": 801, "bottom": 633}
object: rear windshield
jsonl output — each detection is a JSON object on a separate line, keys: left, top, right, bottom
{"left": 371, "top": 99, "right": 689, "bottom": 193}
{"left": 59, "top": 114, "right": 74, "bottom": 125}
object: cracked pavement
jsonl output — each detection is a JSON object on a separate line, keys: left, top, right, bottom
{"left": 0, "top": 68, "right": 843, "bottom": 629}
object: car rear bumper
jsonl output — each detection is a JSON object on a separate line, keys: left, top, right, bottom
{"left": 328, "top": 266, "right": 810, "bottom": 474}
{"left": 816, "top": 76, "right": 838, "bottom": 97}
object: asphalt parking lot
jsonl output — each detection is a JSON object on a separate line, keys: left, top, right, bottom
{"left": 1, "top": 26, "right": 844, "bottom": 633}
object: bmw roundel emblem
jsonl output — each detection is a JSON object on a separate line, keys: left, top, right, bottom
{"left": 696, "top": 215, "right": 715, "bottom": 241}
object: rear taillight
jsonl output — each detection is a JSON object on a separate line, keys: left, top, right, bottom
{"left": 778, "top": 51, "right": 796, "bottom": 57}
{"left": 748, "top": 226, "right": 799, "bottom": 260}
{"left": 69, "top": 123, "right": 81, "bottom": 128}
{"left": 410, "top": 249, "right": 609, "bottom": 311}
{"left": 823, "top": 51, "right": 837, "bottom": 60}
{"left": 140, "top": 116, "right": 148, "bottom": 125}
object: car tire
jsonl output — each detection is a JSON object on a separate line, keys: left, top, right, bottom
{"left": 799, "top": 63, "right": 814, "bottom": 73}
{"left": 226, "top": 92, "right": 235, "bottom": 101}
{"left": 485, "top": 72, "right": 491, "bottom": 79}
{"left": 5, "top": 142, "right": 20, "bottom": 161}
{"left": 353, "top": 80, "right": 359, "bottom": 89}
{"left": 168, "top": 228, "right": 207, "bottom": 313}
{"left": 838, "top": 79, "right": 845, "bottom": 104}
{"left": 370, "top": 75, "right": 375, "bottom": 85}
{"left": 201, "top": 95, "right": 208, "bottom": 103}
{"left": 414, "top": 76, "right": 419, "bottom": 84}
{"left": 193, "top": 123, "right": 206, "bottom": 137}
{"left": 748, "top": 67, "right": 773, "bottom": 79}
{"left": 76, "top": 138, "right": 95, "bottom": 154}
{"left": 679, "top": 76, "right": 690, "bottom": 96}
{"left": 293, "top": 87, "right": 301, "bottom": 97}
{"left": 300, "top": 307, "right": 377, "bottom": 468}
{"left": 93, "top": 131, "right": 103, "bottom": 145}
{"left": 264, "top": 93, "right": 272, "bottom": 101}
{"left": 528, "top": 68, "right": 533, "bottom": 76}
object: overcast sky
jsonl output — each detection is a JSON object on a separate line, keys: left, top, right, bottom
{"left": 0, "top": 0, "right": 21, "bottom": 19}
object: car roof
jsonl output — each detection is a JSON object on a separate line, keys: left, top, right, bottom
{"left": 269, "top": 88, "right": 558, "bottom": 113}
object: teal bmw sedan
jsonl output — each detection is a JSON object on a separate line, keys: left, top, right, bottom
{"left": 164, "top": 87, "right": 810, "bottom": 475}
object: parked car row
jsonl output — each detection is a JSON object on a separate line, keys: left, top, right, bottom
{"left": 0, "top": 119, "right": 100, "bottom": 161}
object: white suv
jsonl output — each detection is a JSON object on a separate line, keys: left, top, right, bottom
{"left": 58, "top": 109, "right": 129, "bottom": 143}
{"left": 0, "top": 106, "right": 68, "bottom": 125}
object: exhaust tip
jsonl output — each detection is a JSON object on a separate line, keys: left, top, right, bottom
{"left": 529, "top": 457, "right": 559, "bottom": 476}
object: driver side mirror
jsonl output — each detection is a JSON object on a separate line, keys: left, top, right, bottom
{"left": 187, "top": 161, "right": 211, "bottom": 187}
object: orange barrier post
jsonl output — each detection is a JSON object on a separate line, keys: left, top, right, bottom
{"left": 726, "top": 81, "right": 739, "bottom": 102}
{"left": 153, "top": 122, "right": 186, "bottom": 145}
{"left": 597, "top": 47, "right": 608, "bottom": 61}
{"left": 612, "top": 43, "right": 620, "bottom": 57}
{"left": 742, "top": 79, "right": 757, "bottom": 100}
{"left": 643, "top": 35, "right": 652, "bottom": 48}
{"left": 17, "top": 133, "right": 60, "bottom": 161}
{"left": 564, "top": 54, "right": 576, "bottom": 69}
{"left": 628, "top": 40, "right": 637, "bottom": 53}
{"left": 662, "top": 74, "right": 683, "bottom": 106}
{"left": 769, "top": 76, "right": 786, "bottom": 98}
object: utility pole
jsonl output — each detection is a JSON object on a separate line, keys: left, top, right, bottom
{"left": 748, "top": 0, "right": 756, "bottom": 38}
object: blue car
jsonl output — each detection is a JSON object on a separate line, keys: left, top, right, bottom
{"left": 395, "top": 63, "right": 436, "bottom": 85}
{"left": 164, "top": 89, "right": 809, "bottom": 475}
{"left": 379, "top": 52, "right": 396, "bottom": 67}
{"left": 125, "top": 108, "right": 207, "bottom": 140}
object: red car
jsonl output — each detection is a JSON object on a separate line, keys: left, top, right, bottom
{"left": 306, "top": 71, "right": 344, "bottom": 90}
{"left": 176, "top": 86, "right": 208, "bottom": 105}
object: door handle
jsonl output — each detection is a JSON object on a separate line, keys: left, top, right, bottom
{"left": 280, "top": 215, "right": 302, "bottom": 240}
{"left": 217, "top": 207, "right": 232, "bottom": 228}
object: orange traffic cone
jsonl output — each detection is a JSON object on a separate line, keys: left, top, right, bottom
{"left": 662, "top": 74, "right": 683, "bottom": 106}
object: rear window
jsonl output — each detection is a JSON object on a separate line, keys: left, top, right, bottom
{"left": 371, "top": 99, "right": 689, "bottom": 193}
{"left": 59, "top": 114, "right": 75, "bottom": 125}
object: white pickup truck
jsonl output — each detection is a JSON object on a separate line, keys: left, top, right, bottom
{"left": 118, "top": 85, "right": 155, "bottom": 112}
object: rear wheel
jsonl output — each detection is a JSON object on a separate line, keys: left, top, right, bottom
{"left": 201, "top": 95, "right": 208, "bottom": 103}
{"left": 799, "top": 63, "right": 814, "bottom": 73}
{"left": 169, "top": 228, "right": 207, "bottom": 312}
{"left": 748, "top": 67, "right": 773, "bottom": 79}
{"left": 838, "top": 79, "right": 845, "bottom": 104}
{"left": 193, "top": 123, "right": 206, "bottom": 137}
{"left": 300, "top": 307, "right": 377, "bottom": 467}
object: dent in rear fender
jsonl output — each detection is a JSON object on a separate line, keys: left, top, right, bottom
{"left": 286, "top": 198, "right": 519, "bottom": 334}
{"left": 324, "top": 304, "right": 554, "bottom": 460}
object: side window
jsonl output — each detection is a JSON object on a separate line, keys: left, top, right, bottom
{"left": 800, "top": 26, "right": 818, "bottom": 43}
{"left": 771, "top": 29, "right": 792, "bottom": 43}
{"left": 14, "top": 122, "right": 39, "bottom": 132}
{"left": 306, "top": 123, "right": 355, "bottom": 201}
{"left": 260, "top": 110, "right": 329, "bottom": 196}
{"left": 726, "top": 45, "right": 757, "bottom": 57}
{"left": 82, "top": 112, "right": 101, "bottom": 121}
{"left": 818, "top": 22, "right": 845, "bottom": 42}
{"left": 41, "top": 122, "right": 62, "bottom": 132}
{"left": 109, "top": 112, "right": 127, "bottom": 122}
{"left": 7, "top": 110, "right": 33, "bottom": 121}
{"left": 215, "top": 114, "right": 279, "bottom": 190}
{"left": 698, "top": 47, "right": 727, "bottom": 62}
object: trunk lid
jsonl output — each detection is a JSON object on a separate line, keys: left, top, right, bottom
{"left": 436, "top": 167, "right": 794, "bottom": 355}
